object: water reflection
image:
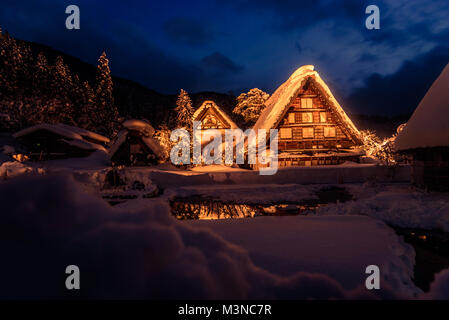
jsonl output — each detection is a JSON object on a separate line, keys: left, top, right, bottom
{"left": 170, "top": 198, "right": 319, "bottom": 220}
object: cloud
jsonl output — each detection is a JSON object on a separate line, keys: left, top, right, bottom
{"left": 358, "top": 53, "right": 377, "bottom": 62}
{"left": 201, "top": 52, "right": 244, "bottom": 75}
{"left": 164, "top": 17, "right": 214, "bottom": 46}
{"left": 346, "top": 46, "right": 449, "bottom": 115}
{"left": 0, "top": 174, "right": 400, "bottom": 299}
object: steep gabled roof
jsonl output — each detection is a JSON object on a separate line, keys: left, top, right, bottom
{"left": 395, "top": 62, "right": 449, "bottom": 151}
{"left": 193, "top": 100, "right": 238, "bottom": 129}
{"left": 108, "top": 119, "right": 166, "bottom": 159}
{"left": 253, "top": 65, "right": 362, "bottom": 144}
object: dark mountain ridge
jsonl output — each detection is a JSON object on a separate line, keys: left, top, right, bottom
{"left": 10, "top": 36, "right": 404, "bottom": 136}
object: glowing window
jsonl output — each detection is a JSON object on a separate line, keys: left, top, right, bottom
{"left": 301, "top": 98, "right": 313, "bottom": 108}
{"left": 303, "top": 127, "right": 314, "bottom": 138}
{"left": 320, "top": 112, "right": 327, "bottom": 123}
{"left": 288, "top": 113, "right": 296, "bottom": 124}
{"left": 280, "top": 128, "right": 292, "bottom": 139}
{"left": 302, "top": 112, "right": 313, "bottom": 123}
{"left": 324, "top": 127, "right": 336, "bottom": 137}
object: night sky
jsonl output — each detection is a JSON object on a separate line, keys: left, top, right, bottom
{"left": 1, "top": 0, "right": 449, "bottom": 115}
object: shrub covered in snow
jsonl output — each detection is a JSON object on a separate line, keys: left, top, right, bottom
{"left": 233, "top": 88, "right": 269, "bottom": 125}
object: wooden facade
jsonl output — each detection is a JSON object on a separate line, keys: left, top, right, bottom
{"left": 278, "top": 80, "right": 357, "bottom": 151}
{"left": 192, "top": 100, "right": 237, "bottom": 162}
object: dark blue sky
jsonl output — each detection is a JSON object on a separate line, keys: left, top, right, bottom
{"left": 1, "top": 0, "right": 449, "bottom": 114}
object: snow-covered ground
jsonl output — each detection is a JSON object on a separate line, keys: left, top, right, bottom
{"left": 187, "top": 215, "right": 419, "bottom": 297}
{"left": 1, "top": 148, "right": 449, "bottom": 299}
{"left": 318, "top": 183, "right": 449, "bottom": 232}
{"left": 1, "top": 166, "right": 449, "bottom": 298}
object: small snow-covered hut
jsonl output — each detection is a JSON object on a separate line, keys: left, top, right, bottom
{"left": 252, "top": 65, "right": 362, "bottom": 168}
{"left": 395, "top": 62, "right": 449, "bottom": 191}
{"left": 109, "top": 119, "right": 166, "bottom": 166}
{"left": 13, "top": 123, "right": 109, "bottom": 160}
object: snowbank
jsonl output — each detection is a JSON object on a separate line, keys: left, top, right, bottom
{"left": 188, "top": 215, "right": 419, "bottom": 297}
{"left": 0, "top": 161, "right": 32, "bottom": 178}
{"left": 33, "top": 150, "right": 111, "bottom": 172}
{"left": 0, "top": 174, "right": 407, "bottom": 299}
{"left": 317, "top": 183, "right": 449, "bottom": 232}
{"left": 423, "top": 269, "right": 449, "bottom": 299}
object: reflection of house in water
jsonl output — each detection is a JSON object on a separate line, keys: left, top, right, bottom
{"left": 395, "top": 63, "right": 449, "bottom": 191}
{"left": 109, "top": 120, "right": 166, "bottom": 166}
{"left": 192, "top": 100, "right": 237, "bottom": 162}
{"left": 13, "top": 123, "right": 109, "bottom": 160}
{"left": 252, "top": 65, "right": 363, "bottom": 169}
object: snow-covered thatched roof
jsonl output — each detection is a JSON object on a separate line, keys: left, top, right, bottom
{"left": 13, "top": 123, "right": 110, "bottom": 144}
{"left": 395, "top": 62, "right": 449, "bottom": 151}
{"left": 193, "top": 100, "right": 238, "bottom": 129}
{"left": 13, "top": 123, "right": 108, "bottom": 151}
{"left": 122, "top": 119, "right": 155, "bottom": 137}
{"left": 253, "top": 65, "right": 361, "bottom": 143}
{"left": 109, "top": 120, "right": 165, "bottom": 159}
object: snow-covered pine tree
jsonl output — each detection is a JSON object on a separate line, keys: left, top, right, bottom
{"left": 233, "top": 88, "right": 269, "bottom": 124}
{"left": 0, "top": 30, "right": 34, "bottom": 129}
{"left": 154, "top": 123, "right": 172, "bottom": 159}
{"left": 32, "top": 53, "right": 50, "bottom": 98}
{"left": 94, "top": 52, "right": 118, "bottom": 137}
{"left": 49, "top": 56, "right": 75, "bottom": 124}
{"left": 174, "top": 89, "right": 193, "bottom": 130}
{"left": 77, "top": 80, "right": 96, "bottom": 130}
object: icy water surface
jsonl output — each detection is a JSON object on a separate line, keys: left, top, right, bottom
{"left": 170, "top": 186, "right": 353, "bottom": 220}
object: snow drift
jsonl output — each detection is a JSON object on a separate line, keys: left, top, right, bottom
{"left": 317, "top": 183, "right": 449, "bottom": 232}
{"left": 0, "top": 174, "right": 408, "bottom": 300}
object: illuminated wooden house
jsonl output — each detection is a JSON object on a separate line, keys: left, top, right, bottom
{"left": 252, "top": 65, "right": 363, "bottom": 168}
{"left": 192, "top": 100, "right": 237, "bottom": 131}
{"left": 109, "top": 120, "right": 166, "bottom": 166}
{"left": 192, "top": 100, "right": 237, "bottom": 161}
{"left": 395, "top": 63, "right": 449, "bottom": 191}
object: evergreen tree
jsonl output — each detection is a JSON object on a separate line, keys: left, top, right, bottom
{"left": 32, "top": 52, "right": 50, "bottom": 97}
{"left": 76, "top": 80, "right": 96, "bottom": 129}
{"left": 233, "top": 88, "right": 269, "bottom": 125}
{"left": 174, "top": 89, "right": 193, "bottom": 130}
{"left": 94, "top": 52, "right": 118, "bottom": 136}
{"left": 154, "top": 123, "right": 172, "bottom": 159}
{"left": 48, "top": 56, "right": 75, "bottom": 124}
